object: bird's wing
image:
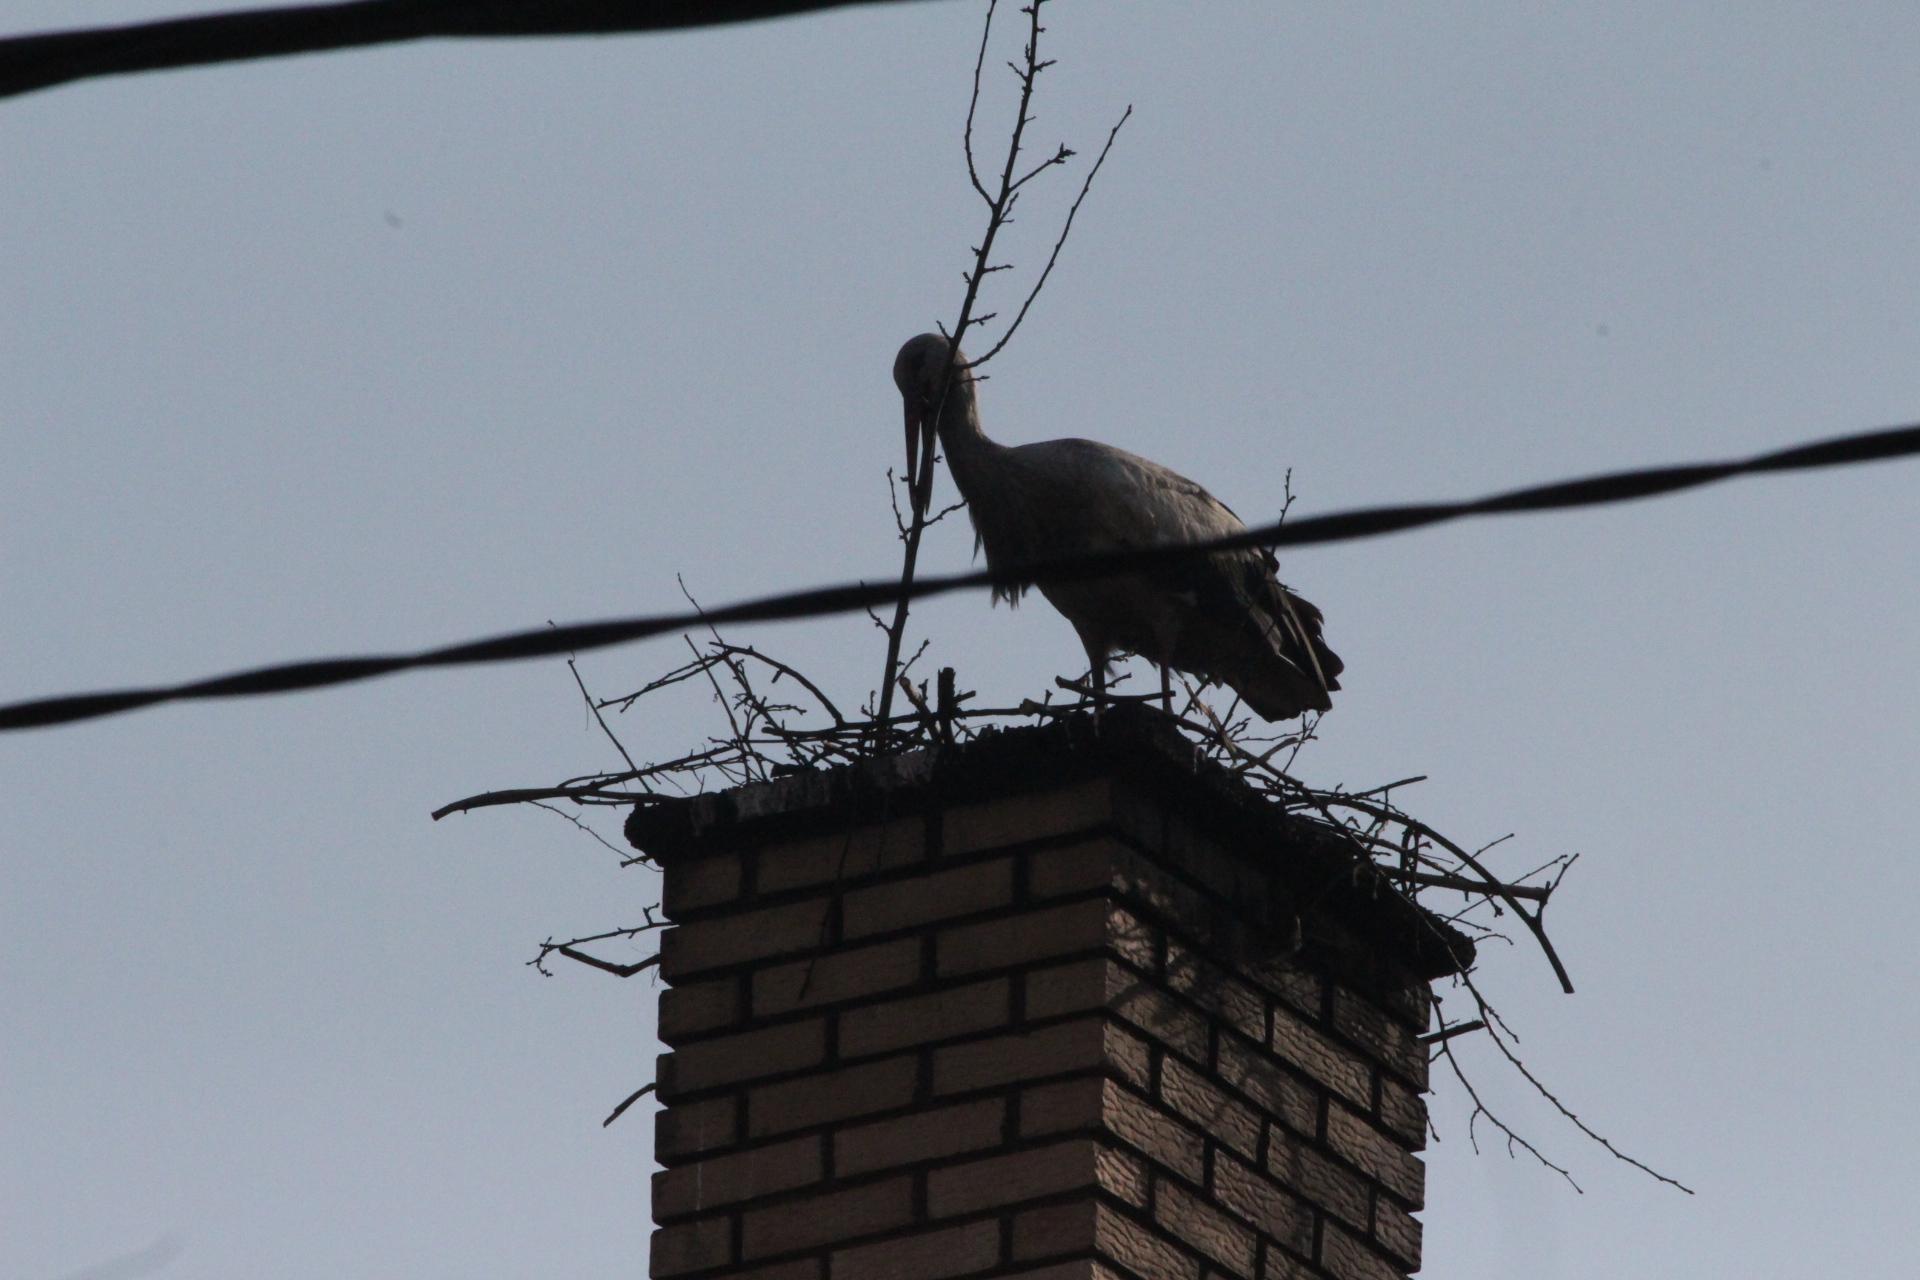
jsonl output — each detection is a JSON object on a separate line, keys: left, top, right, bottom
{"left": 993, "top": 437, "right": 1234, "bottom": 550}
{"left": 992, "top": 438, "right": 1343, "bottom": 712}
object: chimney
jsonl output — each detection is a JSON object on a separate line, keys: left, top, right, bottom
{"left": 629, "top": 713, "right": 1472, "bottom": 1280}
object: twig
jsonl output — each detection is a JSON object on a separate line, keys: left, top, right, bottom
{"left": 602, "top": 1082, "right": 656, "bottom": 1128}
{"left": 526, "top": 799, "right": 631, "bottom": 861}
{"left": 969, "top": 104, "right": 1132, "bottom": 369}
{"left": 1420, "top": 1019, "right": 1486, "bottom": 1045}
{"left": 962, "top": 0, "right": 999, "bottom": 203}
{"left": 1432, "top": 1008, "right": 1583, "bottom": 1192}
{"left": 432, "top": 783, "right": 651, "bottom": 821}
{"left": 1461, "top": 979, "right": 1695, "bottom": 1194}
{"left": 564, "top": 652, "right": 640, "bottom": 777}
{"left": 1382, "top": 866, "right": 1552, "bottom": 902}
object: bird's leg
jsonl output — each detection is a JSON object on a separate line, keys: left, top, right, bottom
{"left": 1081, "top": 640, "right": 1108, "bottom": 733}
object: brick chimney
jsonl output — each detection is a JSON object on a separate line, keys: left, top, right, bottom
{"left": 628, "top": 713, "right": 1472, "bottom": 1280}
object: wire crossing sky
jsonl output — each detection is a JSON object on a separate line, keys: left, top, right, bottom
{"left": 3, "top": 418, "right": 1914, "bottom": 731}
{"left": 0, "top": 0, "right": 942, "bottom": 101}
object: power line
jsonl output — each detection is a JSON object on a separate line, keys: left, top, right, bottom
{"left": 2, "top": 419, "right": 1915, "bottom": 733}
{"left": 0, "top": 0, "right": 938, "bottom": 102}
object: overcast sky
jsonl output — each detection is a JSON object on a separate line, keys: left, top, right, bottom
{"left": 4, "top": 3, "right": 1917, "bottom": 1278}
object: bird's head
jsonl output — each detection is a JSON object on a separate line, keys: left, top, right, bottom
{"left": 893, "top": 332, "right": 973, "bottom": 511}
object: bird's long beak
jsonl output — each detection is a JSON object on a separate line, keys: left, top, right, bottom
{"left": 904, "top": 398, "right": 927, "bottom": 516}
{"left": 904, "top": 399, "right": 923, "bottom": 489}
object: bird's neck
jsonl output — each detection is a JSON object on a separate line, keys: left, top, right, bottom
{"left": 932, "top": 384, "right": 1002, "bottom": 491}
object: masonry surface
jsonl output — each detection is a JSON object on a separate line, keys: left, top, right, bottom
{"left": 629, "top": 713, "right": 1472, "bottom": 1280}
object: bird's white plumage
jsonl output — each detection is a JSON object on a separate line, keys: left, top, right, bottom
{"left": 894, "top": 333, "right": 1340, "bottom": 720}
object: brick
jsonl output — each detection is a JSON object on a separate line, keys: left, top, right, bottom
{"left": 1371, "top": 1194, "right": 1422, "bottom": 1270}
{"left": 1242, "top": 957, "right": 1324, "bottom": 1021}
{"left": 1027, "top": 837, "right": 1126, "bottom": 899}
{"left": 1106, "top": 841, "right": 1217, "bottom": 934}
{"left": 1112, "top": 983, "right": 1211, "bottom": 1064}
{"left": 660, "top": 1019, "right": 826, "bottom": 1098}
{"left": 1108, "top": 783, "right": 1168, "bottom": 855}
{"left": 1162, "top": 811, "right": 1268, "bottom": 910}
{"left": 659, "top": 976, "right": 741, "bottom": 1043}
{"left": 1332, "top": 987, "right": 1427, "bottom": 1088}
{"left": 1014, "top": 1198, "right": 1098, "bottom": 1260}
{"left": 747, "top": 1055, "right": 920, "bottom": 1138}
{"left": 741, "top": 1177, "right": 914, "bottom": 1258}
{"left": 1159, "top": 1056, "right": 1262, "bottom": 1162}
{"left": 661, "top": 896, "right": 831, "bottom": 979}
{"left": 835, "top": 1097, "right": 1005, "bottom": 1176}
{"left": 756, "top": 816, "right": 925, "bottom": 892}
{"left": 1153, "top": 1177, "right": 1258, "bottom": 1278}
{"left": 657, "top": 1092, "right": 739, "bottom": 1161}
{"left": 1267, "top": 1128, "right": 1369, "bottom": 1230}
{"left": 1105, "top": 1021, "right": 1154, "bottom": 1092}
{"left": 1375, "top": 981, "right": 1432, "bottom": 1031}
{"left": 1020, "top": 1075, "right": 1107, "bottom": 1137}
{"left": 937, "top": 899, "right": 1113, "bottom": 977}
{"left": 710, "top": 1263, "right": 822, "bottom": 1280}
{"left": 929, "top": 1138, "right": 1136, "bottom": 1217}
{"left": 1325, "top": 1103, "right": 1424, "bottom": 1207}
{"left": 1261, "top": 1247, "right": 1316, "bottom": 1280}
{"left": 1165, "top": 941, "right": 1268, "bottom": 1043}
{"left": 1016, "top": 1201, "right": 1179, "bottom": 1273}
{"left": 933, "top": 1017, "right": 1106, "bottom": 1095}
{"left": 1025, "top": 956, "right": 1117, "bottom": 1021}
{"left": 844, "top": 858, "right": 1014, "bottom": 938}
{"left": 1107, "top": 905, "right": 1160, "bottom": 973}
{"left": 841, "top": 978, "right": 1011, "bottom": 1058}
{"left": 1000, "top": 1263, "right": 1125, "bottom": 1280}
{"left": 1104, "top": 1081, "right": 1206, "bottom": 1184}
{"left": 944, "top": 780, "right": 1113, "bottom": 856}
{"left": 1098, "top": 1143, "right": 1151, "bottom": 1207}
{"left": 1012, "top": 1075, "right": 1203, "bottom": 1184}
{"left": 1270, "top": 1004, "right": 1373, "bottom": 1110}
{"left": 751, "top": 937, "right": 921, "bottom": 1017}
{"left": 1092, "top": 1202, "right": 1202, "bottom": 1280}
{"left": 831, "top": 1219, "right": 1001, "bottom": 1280}
{"left": 651, "top": 1214, "right": 732, "bottom": 1276}
{"left": 665, "top": 852, "right": 743, "bottom": 915}
{"left": 1376, "top": 1077, "right": 1427, "bottom": 1151}
{"left": 1017, "top": 926, "right": 1172, "bottom": 1023}
{"left": 1215, "top": 1035, "right": 1317, "bottom": 1135}
{"left": 1213, "top": 1151, "right": 1320, "bottom": 1251}
{"left": 1318, "top": 1220, "right": 1400, "bottom": 1280}
{"left": 654, "top": 1135, "right": 823, "bottom": 1219}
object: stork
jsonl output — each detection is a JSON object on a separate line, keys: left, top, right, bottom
{"left": 893, "top": 332, "right": 1342, "bottom": 722}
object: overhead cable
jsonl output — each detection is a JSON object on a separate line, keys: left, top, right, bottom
{"left": 1, "top": 419, "right": 1915, "bottom": 732}
{"left": 0, "top": 0, "right": 937, "bottom": 102}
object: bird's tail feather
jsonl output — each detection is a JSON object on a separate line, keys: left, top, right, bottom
{"left": 1181, "top": 580, "right": 1341, "bottom": 722}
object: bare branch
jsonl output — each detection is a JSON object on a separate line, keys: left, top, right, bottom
{"left": 963, "top": 0, "right": 999, "bottom": 203}
{"left": 564, "top": 651, "right": 639, "bottom": 777}
{"left": 968, "top": 104, "right": 1131, "bottom": 369}
{"left": 526, "top": 799, "right": 632, "bottom": 861}
{"left": 528, "top": 913, "right": 668, "bottom": 978}
{"left": 1460, "top": 980, "right": 1696, "bottom": 1194}
{"left": 1432, "top": 1004, "right": 1583, "bottom": 1193}
{"left": 602, "top": 1081, "right": 656, "bottom": 1128}
{"left": 1420, "top": 1019, "right": 1487, "bottom": 1045}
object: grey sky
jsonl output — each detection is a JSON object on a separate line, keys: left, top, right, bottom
{"left": 4, "top": 2, "right": 1916, "bottom": 1276}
